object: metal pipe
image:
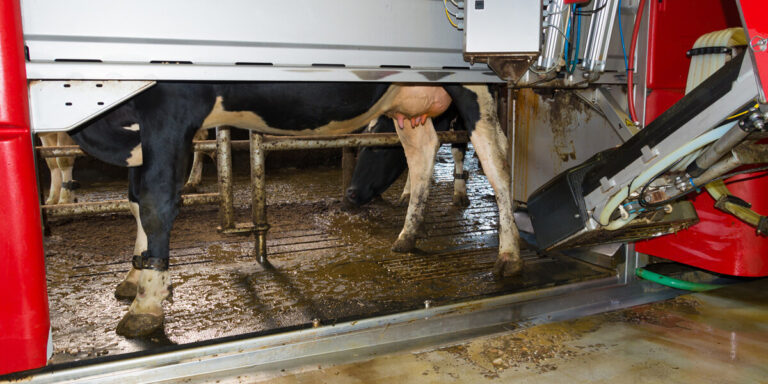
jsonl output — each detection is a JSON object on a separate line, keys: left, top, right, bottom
{"left": 581, "top": 0, "right": 620, "bottom": 75}
{"left": 536, "top": 0, "right": 571, "bottom": 71}
{"left": 43, "top": 193, "right": 220, "bottom": 218}
{"left": 36, "top": 145, "right": 85, "bottom": 157}
{"left": 250, "top": 133, "right": 269, "bottom": 263}
{"left": 260, "top": 131, "right": 469, "bottom": 151}
{"left": 341, "top": 147, "right": 356, "bottom": 194}
{"left": 216, "top": 127, "right": 235, "bottom": 230}
{"left": 692, "top": 141, "right": 768, "bottom": 185}
{"left": 37, "top": 132, "right": 470, "bottom": 158}
{"left": 686, "top": 120, "right": 756, "bottom": 177}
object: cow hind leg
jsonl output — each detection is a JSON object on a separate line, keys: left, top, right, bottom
{"left": 392, "top": 118, "right": 439, "bottom": 252}
{"left": 451, "top": 143, "right": 470, "bottom": 207}
{"left": 40, "top": 134, "right": 61, "bottom": 205}
{"left": 450, "top": 85, "right": 521, "bottom": 278}
{"left": 56, "top": 133, "right": 78, "bottom": 204}
{"left": 182, "top": 128, "right": 210, "bottom": 193}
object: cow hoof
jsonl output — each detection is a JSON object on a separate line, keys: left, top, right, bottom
{"left": 392, "top": 237, "right": 416, "bottom": 253}
{"left": 396, "top": 195, "right": 410, "bottom": 207}
{"left": 493, "top": 256, "right": 523, "bottom": 279}
{"left": 452, "top": 194, "right": 470, "bottom": 207}
{"left": 116, "top": 313, "right": 163, "bottom": 338}
{"left": 114, "top": 281, "right": 138, "bottom": 300}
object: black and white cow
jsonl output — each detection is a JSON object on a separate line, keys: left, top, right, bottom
{"left": 69, "top": 82, "right": 520, "bottom": 337}
{"left": 345, "top": 106, "right": 470, "bottom": 208}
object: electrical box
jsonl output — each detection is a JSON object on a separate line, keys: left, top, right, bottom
{"left": 464, "top": 0, "right": 541, "bottom": 54}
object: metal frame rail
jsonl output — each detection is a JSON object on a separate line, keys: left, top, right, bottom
{"left": 37, "top": 129, "right": 469, "bottom": 262}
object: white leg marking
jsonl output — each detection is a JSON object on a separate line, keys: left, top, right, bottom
{"left": 392, "top": 118, "right": 439, "bottom": 251}
{"left": 57, "top": 133, "right": 78, "bottom": 204}
{"left": 127, "top": 269, "right": 170, "bottom": 317}
{"left": 463, "top": 85, "right": 520, "bottom": 272}
{"left": 126, "top": 202, "right": 147, "bottom": 285}
{"left": 451, "top": 146, "right": 469, "bottom": 206}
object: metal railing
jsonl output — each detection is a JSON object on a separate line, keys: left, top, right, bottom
{"left": 36, "top": 128, "right": 470, "bottom": 261}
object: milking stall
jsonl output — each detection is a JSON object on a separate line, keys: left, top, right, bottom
{"left": 1, "top": 0, "right": 768, "bottom": 382}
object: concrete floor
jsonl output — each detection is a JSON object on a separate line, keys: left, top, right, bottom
{"left": 252, "top": 279, "right": 768, "bottom": 383}
{"left": 43, "top": 144, "right": 610, "bottom": 363}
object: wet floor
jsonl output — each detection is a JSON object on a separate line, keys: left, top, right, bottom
{"left": 43, "top": 145, "right": 611, "bottom": 363}
{"left": 251, "top": 278, "right": 768, "bottom": 383}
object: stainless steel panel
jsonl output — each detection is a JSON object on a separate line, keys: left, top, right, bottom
{"left": 464, "top": 0, "right": 541, "bottom": 54}
{"left": 22, "top": 0, "right": 477, "bottom": 70}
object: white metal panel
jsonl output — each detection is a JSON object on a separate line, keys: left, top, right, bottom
{"left": 21, "top": 0, "right": 477, "bottom": 70}
{"left": 28, "top": 80, "right": 155, "bottom": 132}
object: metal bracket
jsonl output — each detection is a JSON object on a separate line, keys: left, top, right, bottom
{"left": 28, "top": 80, "right": 156, "bottom": 133}
{"left": 640, "top": 145, "right": 659, "bottom": 163}
{"left": 590, "top": 87, "right": 638, "bottom": 142}
{"left": 600, "top": 176, "right": 617, "bottom": 193}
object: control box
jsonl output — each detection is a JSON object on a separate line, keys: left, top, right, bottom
{"left": 464, "top": 0, "right": 541, "bottom": 54}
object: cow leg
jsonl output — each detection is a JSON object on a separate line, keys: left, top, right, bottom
{"left": 56, "top": 133, "right": 78, "bottom": 204}
{"left": 397, "top": 172, "right": 411, "bottom": 206}
{"left": 392, "top": 118, "right": 439, "bottom": 252}
{"left": 447, "top": 85, "right": 521, "bottom": 277}
{"left": 451, "top": 143, "right": 470, "bottom": 207}
{"left": 40, "top": 134, "right": 61, "bottom": 205}
{"left": 117, "top": 142, "right": 188, "bottom": 338}
{"left": 182, "top": 128, "right": 209, "bottom": 193}
{"left": 115, "top": 169, "right": 145, "bottom": 300}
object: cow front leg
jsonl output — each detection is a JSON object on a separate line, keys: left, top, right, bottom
{"left": 115, "top": 169, "right": 145, "bottom": 300}
{"left": 463, "top": 86, "right": 521, "bottom": 277}
{"left": 451, "top": 143, "right": 470, "bottom": 207}
{"left": 117, "top": 145, "right": 187, "bottom": 338}
{"left": 392, "top": 118, "right": 439, "bottom": 252}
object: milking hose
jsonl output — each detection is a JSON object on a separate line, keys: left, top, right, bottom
{"left": 635, "top": 268, "right": 723, "bottom": 292}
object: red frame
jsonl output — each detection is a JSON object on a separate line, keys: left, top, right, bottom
{"left": 0, "top": 0, "right": 767, "bottom": 375}
{"left": 0, "top": 0, "right": 50, "bottom": 375}
{"left": 636, "top": 0, "right": 768, "bottom": 276}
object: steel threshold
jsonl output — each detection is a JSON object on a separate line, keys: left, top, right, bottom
{"left": 8, "top": 274, "right": 682, "bottom": 384}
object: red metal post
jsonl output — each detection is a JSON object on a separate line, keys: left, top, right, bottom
{"left": 0, "top": 0, "right": 51, "bottom": 375}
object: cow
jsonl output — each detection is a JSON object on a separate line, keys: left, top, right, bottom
{"left": 345, "top": 106, "right": 470, "bottom": 208}
{"left": 68, "top": 82, "right": 521, "bottom": 337}
{"left": 39, "top": 132, "right": 78, "bottom": 205}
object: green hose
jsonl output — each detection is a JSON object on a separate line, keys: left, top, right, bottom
{"left": 635, "top": 268, "right": 724, "bottom": 292}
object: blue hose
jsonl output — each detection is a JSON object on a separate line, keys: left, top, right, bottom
{"left": 617, "top": 0, "right": 629, "bottom": 71}
{"left": 564, "top": 6, "right": 572, "bottom": 66}
{"left": 570, "top": 12, "right": 582, "bottom": 73}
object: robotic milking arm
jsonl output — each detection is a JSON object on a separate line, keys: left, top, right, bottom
{"left": 455, "top": 0, "right": 768, "bottom": 250}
